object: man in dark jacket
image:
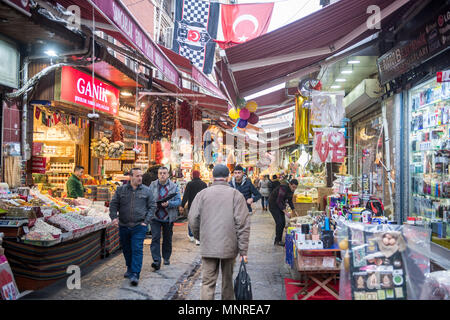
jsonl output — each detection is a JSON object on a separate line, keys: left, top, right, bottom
{"left": 110, "top": 168, "right": 157, "bottom": 286}
{"left": 229, "top": 165, "right": 261, "bottom": 214}
{"left": 179, "top": 170, "right": 207, "bottom": 245}
{"left": 268, "top": 179, "right": 298, "bottom": 246}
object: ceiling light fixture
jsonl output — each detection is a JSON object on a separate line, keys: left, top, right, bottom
{"left": 336, "top": 78, "right": 346, "bottom": 82}
{"left": 330, "top": 85, "right": 341, "bottom": 89}
{"left": 44, "top": 49, "right": 58, "bottom": 57}
{"left": 348, "top": 60, "right": 360, "bottom": 64}
{"left": 120, "top": 91, "right": 133, "bottom": 97}
{"left": 341, "top": 70, "right": 353, "bottom": 74}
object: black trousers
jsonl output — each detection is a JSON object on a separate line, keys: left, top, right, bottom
{"left": 150, "top": 220, "right": 174, "bottom": 263}
{"left": 269, "top": 204, "right": 285, "bottom": 242}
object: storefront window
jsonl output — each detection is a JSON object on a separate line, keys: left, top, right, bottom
{"left": 408, "top": 77, "right": 450, "bottom": 238}
{"left": 353, "top": 112, "right": 385, "bottom": 204}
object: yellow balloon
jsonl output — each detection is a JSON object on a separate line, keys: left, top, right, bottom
{"left": 228, "top": 108, "right": 239, "bottom": 120}
{"left": 245, "top": 101, "right": 258, "bottom": 113}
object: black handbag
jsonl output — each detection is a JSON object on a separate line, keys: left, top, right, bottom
{"left": 234, "top": 260, "right": 252, "bottom": 300}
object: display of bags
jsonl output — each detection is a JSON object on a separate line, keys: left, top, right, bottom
{"left": 234, "top": 260, "right": 252, "bottom": 300}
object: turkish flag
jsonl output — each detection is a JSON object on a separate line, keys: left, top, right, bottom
{"left": 217, "top": 3, "right": 274, "bottom": 49}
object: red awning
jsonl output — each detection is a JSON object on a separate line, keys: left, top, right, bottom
{"left": 159, "top": 45, "right": 193, "bottom": 75}
{"left": 159, "top": 45, "right": 228, "bottom": 101}
{"left": 221, "top": 0, "right": 414, "bottom": 98}
{"left": 153, "top": 78, "right": 229, "bottom": 115}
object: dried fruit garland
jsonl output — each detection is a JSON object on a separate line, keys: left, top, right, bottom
{"left": 155, "top": 141, "right": 163, "bottom": 164}
{"left": 112, "top": 119, "right": 125, "bottom": 142}
{"left": 140, "top": 100, "right": 177, "bottom": 143}
{"left": 140, "top": 104, "right": 153, "bottom": 134}
{"left": 161, "top": 102, "right": 176, "bottom": 139}
{"left": 178, "top": 100, "right": 192, "bottom": 132}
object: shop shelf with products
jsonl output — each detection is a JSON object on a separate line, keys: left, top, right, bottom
{"left": 408, "top": 77, "right": 450, "bottom": 243}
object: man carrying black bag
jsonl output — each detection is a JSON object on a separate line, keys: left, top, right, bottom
{"left": 189, "top": 164, "right": 250, "bottom": 300}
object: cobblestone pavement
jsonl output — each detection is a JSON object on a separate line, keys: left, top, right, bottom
{"left": 22, "top": 205, "right": 293, "bottom": 300}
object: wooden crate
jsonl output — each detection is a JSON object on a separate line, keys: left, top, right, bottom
{"left": 317, "top": 187, "right": 335, "bottom": 210}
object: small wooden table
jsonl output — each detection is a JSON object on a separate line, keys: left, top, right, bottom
{"left": 293, "top": 244, "right": 341, "bottom": 300}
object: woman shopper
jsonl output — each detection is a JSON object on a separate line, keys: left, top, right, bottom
{"left": 259, "top": 175, "right": 271, "bottom": 211}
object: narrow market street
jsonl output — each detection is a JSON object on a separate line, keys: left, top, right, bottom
{"left": 21, "top": 205, "right": 292, "bottom": 300}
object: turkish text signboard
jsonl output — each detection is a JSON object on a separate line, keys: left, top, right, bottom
{"left": 56, "top": 66, "right": 119, "bottom": 116}
{"left": 378, "top": 5, "right": 450, "bottom": 84}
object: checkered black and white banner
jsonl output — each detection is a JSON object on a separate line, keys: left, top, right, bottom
{"left": 172, "top": 0, "right": 220, "bottom": 74}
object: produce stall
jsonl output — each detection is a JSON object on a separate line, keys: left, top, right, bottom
{"left": 0, "top": 187, "right": 119, "bottom": 291}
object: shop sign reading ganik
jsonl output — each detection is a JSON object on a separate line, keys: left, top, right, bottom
{"left": 58, "top": 66, "right": 119, "bottom": 116}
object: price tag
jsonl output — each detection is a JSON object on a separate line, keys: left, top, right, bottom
{"left": 23, "top": 226, "right": 29, "bottom": 234}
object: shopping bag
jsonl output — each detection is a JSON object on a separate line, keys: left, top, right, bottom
{"left": 234, "top": 260, "right": 252, "bottom": 300}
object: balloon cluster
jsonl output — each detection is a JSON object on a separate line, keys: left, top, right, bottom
{"left": 228, "top": 99, "right": 259, "bottom": 131}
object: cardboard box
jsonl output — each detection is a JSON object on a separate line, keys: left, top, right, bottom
{"left": 317, "top": 187, "right": 335, "bottom": 210}
{"left": 294, "top": 202, "right": 317, "bottom": 216}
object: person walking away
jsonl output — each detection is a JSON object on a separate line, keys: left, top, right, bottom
{"left": 142, "top": 162, "right": 161, "bottom": 187}
{"left": 148, "top": 166, "right": 181, "bottom": 270}
{"left": 268, "top": 179, "right": 299, "bottom": 246}
{"left": 66, "top": 166, "right": 86, "bottom": 198}
{"left": 189, "top": 164, "right": 250, "bottom": 300}
{"left": 229, "top": 165, "right": 261, "bottom": 214}
{"left": 259, "top": 175, "right": 271, "bottom": 211}
{"left": 268, "top": 174, "right": 280, "bottom": 197}
{"left": 253, "top": 176, "right": 260, "bottom": 191}
{"left": 179, "top": 170, "right": 207, "bottom": 245}
{"left": 109, "top": 168, "right": 156, "bottom": 286}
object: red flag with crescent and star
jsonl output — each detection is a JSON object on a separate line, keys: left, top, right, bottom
{"left": 217, "top": 3, "right": 274, "bottom": 49}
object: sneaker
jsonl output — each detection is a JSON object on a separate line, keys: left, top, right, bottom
{"left": 164, "top": 260, "right": 170, "bottom": 265}
{"left": 124, "top": 271, "right": 132, "bottom": 279}
{"left": 195, "top": 240, "right": 200, "bottom": 246}
{"left": 130, "top": 274, "right": 139, "bottom": 286}
{"left": 188, "top": 235, "right": 194, "bottom": 242}
{"left": 151, "top": 262, "right": 160, "bottom": 270}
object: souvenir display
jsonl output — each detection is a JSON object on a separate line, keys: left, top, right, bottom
{"left": 337, "top": 220, "right": 431, "bottom": 300}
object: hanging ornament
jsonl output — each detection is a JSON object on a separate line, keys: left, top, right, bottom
{"left": 313, "top": 80, "right": 322, "bottom": 91}
{"left": 248, "top": 112, "right": 259, "bottom": 124}
{"left": 239, "top": 108, "right": 250, "bottom": 120}
{"left": 228, "top": 107, "right": 239, "bottom": 120}
{"left": 237, "top": 119, "right": 248, "bottom": 128}
{"left": 328, "top": 131, "right": 346, "bottom": 163}
{"left": 35, "top": 107, "right": 41, "bottom": 120}
{"left": 314, "top": 132, "right": 330, "bottom": 163}
{"left": 245, "top": 101, "right": 258, "bottom": 113}
{"left": 294, "top": 94, "right": 309, "bottom": 145}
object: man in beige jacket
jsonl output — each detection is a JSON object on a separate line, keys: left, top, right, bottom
{"left": 189, "top": 164, "right": 250, "bottom": 300}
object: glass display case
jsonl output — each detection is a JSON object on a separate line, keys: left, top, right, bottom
{"left": 408, "top": 77, "right": 450, "bottom": 239}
